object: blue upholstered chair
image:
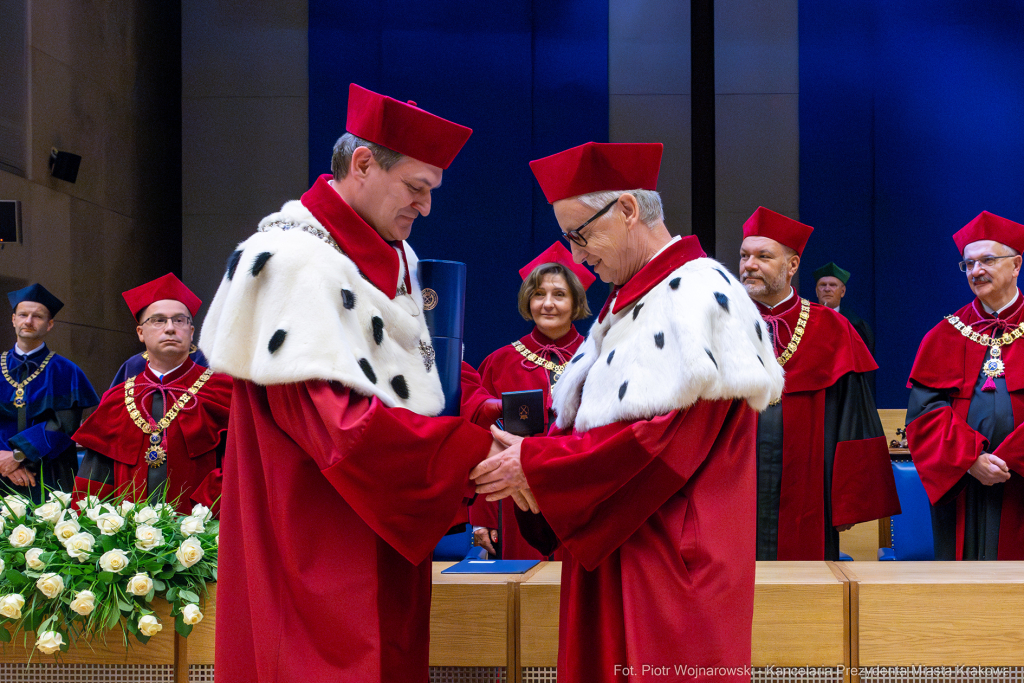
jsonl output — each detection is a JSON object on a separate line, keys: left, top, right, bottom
{"left": 878, "top": 459, "right": 935, "bottom": 561}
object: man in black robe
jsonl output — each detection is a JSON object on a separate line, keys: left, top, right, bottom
{"left": 813, "top": 262, "right": 875, "bottom": 355}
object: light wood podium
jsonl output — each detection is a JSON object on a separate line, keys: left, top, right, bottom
{"left": 517, "top": 561, "right": 850, "bottom": 682}
{"left": 835, "top": 562, "right": 1024, "bottom": 681}
{"left": 429, "top": 560, "right": 544, "bottom": 670}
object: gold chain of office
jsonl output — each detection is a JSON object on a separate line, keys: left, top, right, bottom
{"left": 774, "top": 298, "right": 811, "bottom": 367}
{"left": 512, "top": 341, "right": 566, "bottom": 377}
{"left": 1, "top": 351, "right": 56, "bottom": 408}
{"left": 945, "top": 315, "right": 1024, "bottom": 379}
{"left": 124, "top": 368, "right": 214, "bottom": 468}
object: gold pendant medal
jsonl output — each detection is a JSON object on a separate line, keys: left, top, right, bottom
{"left": 2, "top": 351, "right": 55, "bottom": 409}
{"left": 125, "top": 368, "right": 212, "bottom": 470}
{"left": 143, "top": 433, "right": 167, "bottom": 469}
{"left": 982, "top": 345, "right": 1005, "bottom": 379}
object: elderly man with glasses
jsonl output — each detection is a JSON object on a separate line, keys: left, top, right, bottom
{"left": 73, "top": 273, "right": 231, "bottom": 516}
{"left": 472, "top": 142, "right": 784, "bottom": 682}
{"left": 907, "top": 210, "right": 1024, "bottom": 560}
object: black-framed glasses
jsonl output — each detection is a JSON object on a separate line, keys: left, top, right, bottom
{"left": 561, "top": 198, "right": 618, "bottom": 247}
{"left": 959, "top": 255, "right": 1016, "bottom": 272}
{"left": 141, "top": 314, "right": 193, "bottom": 329}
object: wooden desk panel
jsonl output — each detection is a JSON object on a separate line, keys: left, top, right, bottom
{"left": 518, "top": 561, "right": 561, "bottom": 667}
{"left": 753, "top": 562, "right": 848, "bottom": 668}
{"left": 519, "top": 562, "right": 849, "bottom": 670}
{"left": 429, "top": 561, "right": 542, "bottom": 668}
{"left": 185, "top": 583, "right": 217, "bottom": 666}
{"left": 841, "top": 562, "right": 1024, "bottom": 667}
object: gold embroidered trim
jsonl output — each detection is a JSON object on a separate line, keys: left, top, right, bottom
{"left": 2, "top": 351, "right": 55, "bottom": 408}
{"left": 945, "top": 314, "right": 1024, "bottom": 379}
{"left": 124, "top": 368, "right": 214, "bottom": 469}
{"left": 512, "top": 341, "right": 566, "bottom": 377}
{"left": 775, "top": 298, "right": 811, "bottom": 368}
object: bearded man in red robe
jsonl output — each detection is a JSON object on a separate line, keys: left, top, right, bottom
{"left": 200, "top": 84, "right": 498, "bottom": 682}
{"left": 738, "top": 208, "right": 899, "bottom": 561}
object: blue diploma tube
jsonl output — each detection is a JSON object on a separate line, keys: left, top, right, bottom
{"left": 417, "top": 260, "right": 466, "bottom": 417}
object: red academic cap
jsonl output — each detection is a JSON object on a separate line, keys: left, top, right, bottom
{"left": 529, "top": 142, "right": 663, "bottom": 204}
{"left": 742, "top": 207, "right": 814, "bottom": 256}
{"left": 519, "top": 242, "right": 597, "bottom": 291}
{"left": 123, "top": 273, "right": 202, "bottom": 319}
{"left": 952, "top": 211, "right": 1024, "bottom": 255}
{"left": 345, "top": 83, "right": 472, "bottom": 170}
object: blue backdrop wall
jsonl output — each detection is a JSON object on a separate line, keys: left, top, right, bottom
{"left": 799, "top": 1, "right": 1024, "bottom": 408}
{"left": 308, "top": 2, "right": 609, "bottom": 367}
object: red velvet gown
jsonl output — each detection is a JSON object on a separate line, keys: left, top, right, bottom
{"left": 72, "top": 359, "right": 231, "bottom": 514}
{"left": 514, "top": 237, "right": 759, "bottom": 683}
{"left": 461, "top": 326, "right": 582, "bottom": 560}
{"left": 208, "top": 176, "right": 494, "bottom": 683}
{"left": 752, "top": 295, "right": 900, "bottom": 560}
{"left": 907, "top": 294, "right": 1024, "bottom": 560}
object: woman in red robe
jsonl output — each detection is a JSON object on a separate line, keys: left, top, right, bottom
{"left": 461, "top": 242, "right": 594, "bottom": 559}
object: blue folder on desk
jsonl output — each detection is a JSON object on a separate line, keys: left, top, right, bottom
{"left": 441, "top": 559, "right": 540, "bottom": 574}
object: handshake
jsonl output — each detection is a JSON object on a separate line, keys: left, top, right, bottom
{"left": 470, "top": 425, "right": 539, "bottom": 514}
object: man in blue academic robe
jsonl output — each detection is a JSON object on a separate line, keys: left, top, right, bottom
{"left": 0, "top": 284, "right": 99, "bottom": 501}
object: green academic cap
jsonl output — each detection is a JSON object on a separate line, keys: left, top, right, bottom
{"left": 812, "top": 262, "right": 850, "bottom": 284}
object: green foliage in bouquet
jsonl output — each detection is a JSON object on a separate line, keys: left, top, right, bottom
{"left": 0, "top": 489, "right": 217, "bottom": 656}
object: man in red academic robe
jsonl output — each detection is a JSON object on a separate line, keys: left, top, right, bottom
{"left": 907, "top": 210, "right": 1024, "bottom": 560}
{"left": 739, "top": 208, "right": 900, "bottom": 561}
{"left": 74, "top": 274, "right": 231, "bottom": 515}
{"left": 200, "top": 84, "right": 496, "bottom": 683}
{"left": 473, "top": 142, "right": 785, "bottom": 682}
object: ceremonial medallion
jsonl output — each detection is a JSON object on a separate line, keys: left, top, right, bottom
{"left": 144, "top": 443, "right": 167, "bottom": 469}
{"left": 422, "top": 288, "right": 438, "bottom": 311}
{"left": 983, "top": 346, "right": 1005, "bottom": 379}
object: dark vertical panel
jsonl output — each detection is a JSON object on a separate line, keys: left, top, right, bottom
{"left": 139, "top": 2, "right": 182, "bottom": 277}
{"left": 691, "top": 0, "right": 715, "bottom": 255}
{"left": 308, "top": 1, "right": 608, "bottom": 366}
{"left": 798, "top": 2, "right": 876, "bottom": 349}
{"left": 800, "top": 1, "right": 1024, "bottom": 408}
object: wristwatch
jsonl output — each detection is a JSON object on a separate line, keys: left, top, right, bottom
{"left": 12, "top": 449, "right": 25, "bottom": 462}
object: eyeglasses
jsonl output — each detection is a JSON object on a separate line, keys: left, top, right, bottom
{"left": 141, "top": 314, "right": 192, "bottom": 329}
{"left": 561, "top": 198, "right": 618, "bottom": 247}
{"left": 959, "top": 255, "right": 1016, "bottom": 272}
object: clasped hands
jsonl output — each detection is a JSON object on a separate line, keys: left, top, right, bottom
{"left": 471, "top": 425, "right": 539, "bottom": 514}
{"left": 0, "top": 449, "right": 36, "bottom": 488}
{"left": 970, "top": 451, "right": 1010, "bottom": 486}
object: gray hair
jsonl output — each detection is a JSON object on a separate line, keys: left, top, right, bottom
{"left": 577, "top": 189, "right": 665, "bottom": 225}
{"left": 331, "top": 133, "right": 404, "bottom": 180}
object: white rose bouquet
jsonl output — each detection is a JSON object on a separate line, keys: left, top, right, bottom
{"left": 0, "top": 490, "right": 217, "bottom": 656}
